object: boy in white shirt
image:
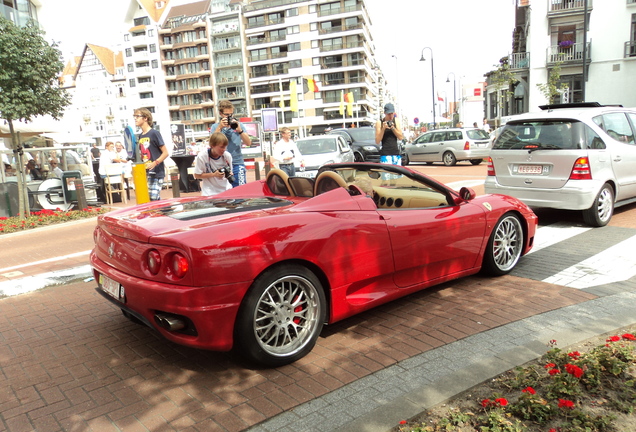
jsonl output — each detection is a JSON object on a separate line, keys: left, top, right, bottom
{"left": 194, "top": 132, "right": 233, "bottom": 196}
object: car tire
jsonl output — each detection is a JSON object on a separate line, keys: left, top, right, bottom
{"left": 402, "top": 154, "right": 410, "bottom": 166}
{"left": 354, "top": 152, "right": 364, "bottom": 162}
{"left": 582, "top": 183, "right": 614, "bottom": 227}
{"left": 481, "top": 213, "right": 524, "bottom": 276}
{"left": 470, "top": 159, "right": 483, "bottom": 165}
{"left": 234, "top": 264, "right": 326, "bottom": 367}
{"left": 443, "top": 151, "right": 457, "bottom": 166}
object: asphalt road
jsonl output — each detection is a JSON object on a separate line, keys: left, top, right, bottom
{"left": 1, "top": 162, "right": 636, "bottom": 432}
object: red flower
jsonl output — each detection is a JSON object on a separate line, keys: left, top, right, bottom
{"left": 565, "top": 363, "right": 583, "bottom": 378}
{"left": 606, "top": 335, "right": 620, "bottom": 342}
{"left": 544, "top": 362, "right": 556, "bottom": 369}
{"left": 567, "top": 351, "right": 581, "bottom": 359}
{"left": 481, "top": 399, "right": 491, "bottom": 407}
{"left": 495, "top": 398, "right": 508, "bottom": 406}
{"left": 548, "top": 368, "right": 560, "bottom": 375}
{"left": 622, "top": 333, "right": 636, "bottom": 341}
{"left": 522, "top": 386, "right": 536, "bottom": 395}
{"left": 558, "top": 399, "right": 575, "bottom": 409}
{"left": 549, "top": 429, "right": 557, "bottom": 432}
{"left": 399, "top": 420, "right": 407, "bottom": 425}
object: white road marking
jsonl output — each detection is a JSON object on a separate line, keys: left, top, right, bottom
{"left": 527, "top": 223, "right": 591, "bottom": 254}
{"left": 447, "top": 179, "right": 485, "bottom": 189}
{"left": 542, "top": 235, "right": 636, "bottom": 289}
{"left": 0, "top": 250, "right": 92, "bottom": 274}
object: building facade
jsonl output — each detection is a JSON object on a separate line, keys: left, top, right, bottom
{"left": 486, "top": 0, "right": 636, "bottom": 125}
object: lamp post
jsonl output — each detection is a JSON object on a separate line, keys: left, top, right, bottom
{"left": 446, "top": 72, "right": 456, "bottom": 123}
{"left": 391, "top": 54, "right": 400, "bottom": 125}
{"left": 420, "top": 47, "right": 436, "bottom": 129}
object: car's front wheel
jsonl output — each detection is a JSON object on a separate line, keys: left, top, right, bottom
{"left": 234, "top": 264, "right": 326, "bottom": 367}
{"left": 582, "top": 183, "right": 614, "bottom": 227}
{"left": 354, "top": 152, "right": 364, "bottom": 162}
{"left": 402, "top": 154, "right": 410, "bottom": 166}
{"left": 443, "top": 151, "right": 457, "bottom": 166}
{"left": 481, "top": 213, "right": 524, "bottom": 276}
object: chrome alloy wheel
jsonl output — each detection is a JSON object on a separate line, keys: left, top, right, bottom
{"left": 253, "top": 275, "right": 321, "bottom": 357}
{"left": 492, "top": 215, "right": 523, "bottom": 272}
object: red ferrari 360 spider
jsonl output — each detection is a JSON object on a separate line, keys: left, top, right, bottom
{"left": 91, "top": 163, "right": 537, "bottom": 366}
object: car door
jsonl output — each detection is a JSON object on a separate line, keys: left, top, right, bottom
{"left": 337, "top": 136, "right": 354, "bottom": 163}
{"left": 429, "top": 132, "right": 448, "bottom": 162}
{"left": 595, "top": 112, "right": 636, "bottom": 200}
{"left": 381, "top": 195, "right": 488, "bottom": 288}
{"left": 406, "top": 133, "right": 432, "bottom": 161}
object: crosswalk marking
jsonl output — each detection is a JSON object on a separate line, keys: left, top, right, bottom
{"left": 542, "top": 234, "right": 636, "bottom": 289}
{"left": 527, "top": 223, "right": 591, "bottom": 254}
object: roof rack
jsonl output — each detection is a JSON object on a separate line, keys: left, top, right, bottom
{"left": 539, "top": 102, "right": 623, "bottom": 110}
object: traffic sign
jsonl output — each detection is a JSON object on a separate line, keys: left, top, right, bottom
{"left": 414, "top": 117, "right": 420, "bottom": 125}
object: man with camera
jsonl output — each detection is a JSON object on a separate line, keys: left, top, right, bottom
{"left": 209, "top": 100, "right": 251, "bottom": 187}
{"left": 375, "top": 102, "right": 404, "bottom": 165}
{"left": 194, "top": 132, "right": 234, "bottom": 196}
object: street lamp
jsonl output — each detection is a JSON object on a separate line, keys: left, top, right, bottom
{"left": 420, "top": 47, "right": 436, "bottom": 129}
{"left": 391, "top": 54, "right": 400, "bottom": 124}
{"left": 446, "top": 72, "right": 456, "bottom": 124}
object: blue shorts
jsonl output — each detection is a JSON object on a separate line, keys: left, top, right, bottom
{"left": 380, "top": 155, "right": 402, "bottom": 166}
{"left": 231, "top": 164, "right": 247, "bottom": 188}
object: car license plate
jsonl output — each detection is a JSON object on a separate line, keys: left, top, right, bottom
{"left": 99, "top": 274, "right": 122, "bottom": 300}
{"left": 518, "top": 165, "right": 543, "bottom": 174}
{"left": 296, "top": 170, "right": 317, "bottom": 178}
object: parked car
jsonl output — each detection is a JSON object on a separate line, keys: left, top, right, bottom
{"left": 485, "top": 102, "right": 636, "bottom": 227}
{"left": 91, "top": 162, "right": 537, "bottom": 367}
{"left": 327, "top": 127, "right": 380, "bottom": 162}
{"left": 404, "top": 128, "right": 491, "bottom": 166}
{"left": 293, "top": 135, "right": 354, "bottom": 178}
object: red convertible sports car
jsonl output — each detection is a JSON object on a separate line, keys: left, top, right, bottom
{"left": 90, "top": 163, "right": 538, "bottom": 366}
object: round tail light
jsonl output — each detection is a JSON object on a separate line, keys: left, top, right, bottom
{"left": 171, "top": 253, "right": 189, "bottom": 279}
{"left": 147, "top": 249, "right": 161, "bottom": 275}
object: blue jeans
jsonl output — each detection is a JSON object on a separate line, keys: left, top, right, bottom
{"left": 278, "top": 163, "right": 295, "bottom": 177}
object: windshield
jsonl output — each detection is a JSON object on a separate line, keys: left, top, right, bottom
{"left": 493, "top": 120, "right": 585, "bottom": 150}
{"left": 466, "top": 129, "right": 490, "bottom": 140}
{"left": 297, "top": 139, "right": 337, "bottom": 155}
{"left": 346, "top": 128, "right": 375, "bottom": 142}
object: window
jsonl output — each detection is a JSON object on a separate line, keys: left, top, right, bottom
{"left": 125, "top": 48, "right": 132, "bottom": 57}
{"left": 128, "top": 64, "right": 134, "bottom": 72}
{"left": 285, "top": 8, "right": 298, "bottom": 17}
{"left": 289, "top": 59, "right": 301, "bottom": 69}
{"left": 287, "top": 25, "right": 300, "bottom": 34}
{"left": 149, "top": 44, "right": 156, "bottom": 53}
{"left": 138, "top": 76, "right": 152, "bottom": 83}
{"left": 152, "top": 60, "right": 159, "bottom": 68}
{"left": 593, "top": 113, "right": 635, "bottom": 144}
{"left": 288, "top": 42, "right": 300, "bottom": 52}
{"left": 140, "top": 92, "right": 154, "bottom": 99}
{"left": 129, "top": 79, "right": 136, "bottom": 87}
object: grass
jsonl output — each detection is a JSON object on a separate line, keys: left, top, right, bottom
{"left": 0, "top": 207, "right": 108, "bottom": 234}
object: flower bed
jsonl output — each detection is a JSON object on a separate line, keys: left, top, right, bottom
{"left": 0, "top": 207, "right": 108, "bottom": 234}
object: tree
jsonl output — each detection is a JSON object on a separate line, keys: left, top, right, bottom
{"left": 486, "top": 56, "right": 519, "bottom": 127}
{"left": 0, "top": 17, "right": 70, "bottom": 219}
{"left": 537, "top": 60, "right": 569, "bottom": 104}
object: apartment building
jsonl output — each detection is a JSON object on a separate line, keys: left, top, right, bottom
{"left": 242, "top": 0, "right": 379, "bottom": 135}
{"left": 486, "top": 0, "right": 636, "bottom": 123}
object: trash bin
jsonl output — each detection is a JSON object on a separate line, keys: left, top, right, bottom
{"left": 61, "top": 170, "right": 82, "bottom": 203}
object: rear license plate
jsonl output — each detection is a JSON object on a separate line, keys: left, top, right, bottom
{"left": 296, "top": 170, "right": 317, "bottom": 178}
{"left": 99, "top": 274, "right": 122, "bottom": 300}
{"left": 518, "top": 165, "right": 543, "bottom": 174}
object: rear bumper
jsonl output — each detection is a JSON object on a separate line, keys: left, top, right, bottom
{"left": 90, "top": 251, "right": 249, "bottom": 351}
{"left": 455, "top": 149, "right": 491, "bottom": 160}
{"left": 484, "top": 177, "right": 602, "bottom": 210}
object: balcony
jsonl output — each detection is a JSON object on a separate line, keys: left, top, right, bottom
{"left": 509, "top": 52, "right": 530, "bottom": 69}
{"left": 318, "top": 23, "right": 363, "bottom": 35}
{"left": 625, "top": 41, "right": 636, "bottom": 58}
{"left": 247, "top": 34, "right": 287, "bottom": 46}
{"left": 320, "top": 58, "right": 365, "bottom": 70}
{"left": 246, "top": 17, "right": 285, "bottom": 29}
{"left": 547, "top": 41, "right": 591, "bottom": 64}
{"left": 548, "top": 0, "right": 592, "bottom": 17}
{"left": 317, "top": 4, "right": 363, "bottom": 18}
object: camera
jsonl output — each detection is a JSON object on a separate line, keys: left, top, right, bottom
{"left": 216, "top": 166, "right": 236, "bottom": 184}
{"left": 385, "top": 120, "right": 394, "bottom": 128}
{"left": 225, "top": 115, "right": 239, "bottom": 130}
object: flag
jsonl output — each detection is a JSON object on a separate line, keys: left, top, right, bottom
{"left": 303, "top": 78, "right": 319, "bottom": 93}
{"left": 345, "top": 92, "right": 354, "bottom": 116}
{"left": 437, "top": 92, "right": 444, "bottom": 102}
{"left": 339, "top": 90, "right": 344, "bottom": 115}
{"left": 290, "top": 80, "right": 298, "bottom": 112}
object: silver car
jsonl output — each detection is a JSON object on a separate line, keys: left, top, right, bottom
{"left": 293, "top": 135, "right": 354, "bottom": 178}
{"left": 404, "top": 128, "right": 491, "bottom": 166}
{"left": 484, "top": 103, "right": 636, "bottom": 227}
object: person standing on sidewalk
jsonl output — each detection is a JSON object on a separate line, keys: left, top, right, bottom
{"left": 209, "top": 100, "right": 250, "bottom": 187}
{"left": 134, "top": 108, "right": 169, "bottom": 201}
{"left": 273, "top": 127, "right": 303, "bottom": 176}
{"left": 375, "top": 103, "right": 404, "bottom": 166}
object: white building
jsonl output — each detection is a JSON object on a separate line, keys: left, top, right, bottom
{"left": 486, "top": 0, "right": 636, "bottom": 125}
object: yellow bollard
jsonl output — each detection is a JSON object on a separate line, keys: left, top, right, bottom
{"left": 132, "top": 163, "right": 150, "bottom": 204}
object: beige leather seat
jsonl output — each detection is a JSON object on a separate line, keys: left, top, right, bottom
{"left": 266, "top": 168, "right": 293, "bottom": 196}
{"left": 314, "top": 171, "right": 347, "bottom": 195}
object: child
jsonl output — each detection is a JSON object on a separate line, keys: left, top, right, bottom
{"left": 193, "top": 132, "right": 233, "bottom": 196}
{"left": 134, "top": 108, "right": 169, "bottom": 201}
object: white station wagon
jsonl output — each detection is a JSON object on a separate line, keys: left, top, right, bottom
{"left": 485, "top": 103, "right": 636, "bottom": 227}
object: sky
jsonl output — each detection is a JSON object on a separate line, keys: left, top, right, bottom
{"left": 39, "top": 0, "right": 516, "bottom": 124}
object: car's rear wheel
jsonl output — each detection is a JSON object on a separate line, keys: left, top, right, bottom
{"left": 470, "top": 159, "right": 483, "bottom": 165}
{"left": 402, "top": 154, "right": 410, "bottom": 166}
{"left": 582, "top": 183, "right": 614, "bottom": 227}
{"left": 481, "top": 213, "right": 524, "bottom": 276}
{"left": 234, "top": 264, "right": 326, "bottom": 367}
{"left": 443, "top": 151, "right": 457, "bottom": 166}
